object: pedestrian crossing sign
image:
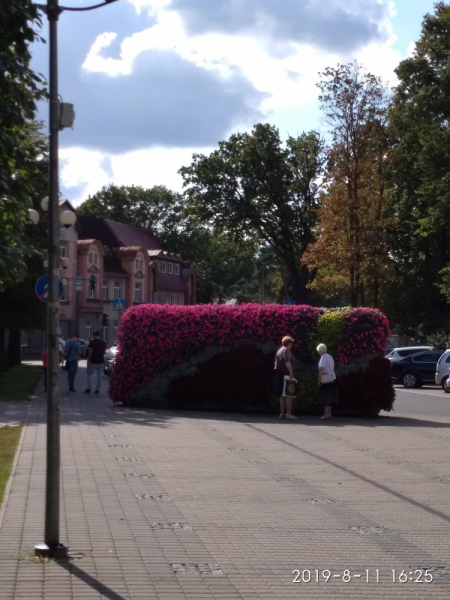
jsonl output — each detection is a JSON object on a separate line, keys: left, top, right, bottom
{"left": 113, "top": 298, "right": 126, "bottom": 311}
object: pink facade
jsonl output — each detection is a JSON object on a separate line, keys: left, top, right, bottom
{"left": 59, "top": 210, "right": 196, "bottom": 344}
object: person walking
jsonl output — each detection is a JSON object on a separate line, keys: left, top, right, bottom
{"left": 274, "top": 336, "right": 297, "bottom": 419}
{"left": 317, "top": 343, "right": 338, "bottom": 419}
{"left": 84, "top": 330, "right": 107, "bottom": 395}
{"left": 59, "top": 335, "right": 65, "bottom": 367}
{"left": 65, "top": 333, "right": 82, "bottom": 393}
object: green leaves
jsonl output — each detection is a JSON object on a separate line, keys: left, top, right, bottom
{"left": 179, "top": 124, "right": 326, "bottom": 303}
{"left": 0, "top": 2, "right": 47, "bottom": 289}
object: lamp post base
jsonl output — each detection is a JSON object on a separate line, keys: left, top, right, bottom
{"left": 35, "top": 543, "right": 69, "bottom": 560}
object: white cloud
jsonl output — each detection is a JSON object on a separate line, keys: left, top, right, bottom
{"left": 63, "top": 0, "right": 404, "bottom": 204}
{"left": 61, "top": 145, "right": 205, "bottom": 206}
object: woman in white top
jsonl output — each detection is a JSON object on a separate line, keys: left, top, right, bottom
{"left": 317, "top": 343, "right": 338, "bottom": 420}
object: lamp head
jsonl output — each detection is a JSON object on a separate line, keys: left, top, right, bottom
{"left": 60, "top": 210, "right": 77, "bottom": 227}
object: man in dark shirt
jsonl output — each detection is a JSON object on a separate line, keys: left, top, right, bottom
{"left": 84, "top": 330, "right": 107, "bottom": 395}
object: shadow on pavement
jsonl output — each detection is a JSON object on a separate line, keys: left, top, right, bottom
{"left": 59, "top": 562, "right": 127, "bottom": 600}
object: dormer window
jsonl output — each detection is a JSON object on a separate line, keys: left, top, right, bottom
{"left": 140, "top": 259, "right": 144, "bottom": 270}
{"left": 161, "top": 262, "right": 166, "bottom": 273}
{"left": 89, "top": 252, "right": 93, "bottom": 264}
{"left": 174, "top": 264, "right": 180, "bottom": 275}
{"left": 168, "top": 263, "right": 173, "bottom": 274}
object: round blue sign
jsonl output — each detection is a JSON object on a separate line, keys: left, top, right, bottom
{"left": 35, "top": 275, "right": 64, "bottom": 302}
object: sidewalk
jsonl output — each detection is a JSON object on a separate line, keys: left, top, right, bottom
{"left": 0, "top": 366, "right": 450, "bottom": 599}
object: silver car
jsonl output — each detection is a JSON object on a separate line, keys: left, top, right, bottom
{"left": 104, "top": 344, "right": 119, "bottom": 377}
{"left": 435, "top": 349, "right": 450, "bottom": 390}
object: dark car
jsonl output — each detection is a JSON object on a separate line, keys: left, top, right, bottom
{"left": 391, "top": 350, "right": 444, "bottom": 388}
{"left": 104, "top": 344, "right": 119, "bottom": 377}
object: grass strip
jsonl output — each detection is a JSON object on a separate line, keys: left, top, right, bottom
{"left": 0, "top": 426, "right": 22, "bottom": 508}
{"left": 0, "top": 364, "right": 42, "bottom": 401}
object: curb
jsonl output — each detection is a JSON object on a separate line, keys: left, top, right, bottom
{"left": 0, "top": 395, "right": 34, "bottom": 531}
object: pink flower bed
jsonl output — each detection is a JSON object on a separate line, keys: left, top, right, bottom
{"left": 335, "top": 308, "right": 391, "bottom": 364}
{"left": 109, "top": 304, "right": 390, "bottom": 405}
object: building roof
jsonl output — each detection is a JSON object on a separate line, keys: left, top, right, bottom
{"left": 148, "top": 249, "right": 184, "bottom": 262}
{"left": 158, "top": 272, "right": 188, "bottom": 292}
{"left": 105, "top": 219, "right": 162, "bottom": 251}
{"left": 77, "top": 215, "right": 119, "bottom": 248}
{"left": 104, "top": 254, "right": 128, "bottom": 275}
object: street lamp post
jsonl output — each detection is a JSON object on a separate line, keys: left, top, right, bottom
{"left": 35, "top": 0, "right": 119, "bottom": 559}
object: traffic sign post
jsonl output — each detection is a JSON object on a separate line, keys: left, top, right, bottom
{"left": 113, "top": 298, "right": 126, "bottom": 311}
{"left": 35, "top": 275, "right": 64, "bottom": 302}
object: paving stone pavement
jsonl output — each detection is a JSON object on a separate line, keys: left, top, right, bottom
{"left": 1, "top": 366, "right": 450, "bottom": 599}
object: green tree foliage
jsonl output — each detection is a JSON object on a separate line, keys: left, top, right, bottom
{"left": 179, "top": 124, "right": 326, "bottom": 303}
{"left": 0, "top": 121, "right": 48, "bottom": 370}
{"left": 388, "top": 2, "right": 450, "bottom": 333}
{"left": 0, "top": 2, "right": 46, "bottom": 289}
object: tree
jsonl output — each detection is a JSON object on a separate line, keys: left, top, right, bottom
{"left": 179, "top": 124, "right": 326, "bottom": 304}
{"left": 0, "top": 121, "right": 48, "bottom": 370}
{"left": 0, "top": 2, "right": 46, "bottom": 290}
{"left": 302, "top": 63, "right": 394, "bottom": 308}
{"left": 387, "top": 2, "right": 450, "bottom": 334}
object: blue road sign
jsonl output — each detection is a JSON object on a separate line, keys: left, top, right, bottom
{"left": 283, "top": 300, "right": 296, "bottom": 305}
{"left": 35, "top": 275, "right": 64, "bottom": 302}
{"left": 113, "top": 298, "right": 126, "bottom": 311}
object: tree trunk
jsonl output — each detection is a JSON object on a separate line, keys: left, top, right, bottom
{"left": 290, "top": 265, "right": 311, "bottom": 304}
{"left": 373, "top": 278, "right": 379, "bottom": 308}
{"left": 0, "top": 328, "right": 7, "bottom": 372}
{"left": 7, "top": 329, "right": 22, "bottom": 368}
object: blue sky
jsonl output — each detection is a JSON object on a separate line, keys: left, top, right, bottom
{"left": 31, "top": 0, "right": 440, "bottom": 204}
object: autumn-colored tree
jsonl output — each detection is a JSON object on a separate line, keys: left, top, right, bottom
{"left": 303, "top": 63, "right": 395, "bottom": 307}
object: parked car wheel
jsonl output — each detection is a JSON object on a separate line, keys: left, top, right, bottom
{"left": 402, "top": 372, "right": 419, "bottom": 388}
{"left": 441, "top": 375, "right": 449, "bottom": 391}
{"left": 444, "top": 378, "right": 450, "bottom": 394}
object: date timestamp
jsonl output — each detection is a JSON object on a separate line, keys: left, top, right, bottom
{"left": 292, "top": 569, "right": 434, "bottom": 583}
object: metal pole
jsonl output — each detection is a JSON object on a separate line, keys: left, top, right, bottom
{"left": 36, "top": 0, "right": 67, "bottom": 559}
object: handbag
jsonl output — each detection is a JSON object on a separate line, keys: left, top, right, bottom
{"left": 283, "top": 376, "right": 298, "bottom": 397}
{"left": 320, "top": 355, "right": 336, "bottom": 385}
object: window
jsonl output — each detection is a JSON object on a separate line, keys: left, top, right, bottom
{"left": 61, "top": 280, "right": 68, "bottom": 301}
{"left": 174, "top": 264, "right": 180, "bottom": 275}
{"left": 156, "top": 261, "right": 161, "bottom": 272}
{"left": 177, "top": 294, "right": 183, "bottom": 305}
{"left": 168, "top": 262, "right": 173, "bottom": 274}
{"left": 446, "top": 354, "right": 450, "bottom": 364}
{"left": 94, "top": 253, "right": 98, "bottom": 265}
{"left": 134, "top": 282, "right": 143, "bottom": 302}
{"left": 161, "top": 262, "right": 167, "bottom": 273}
{"left": 113, "top": 320, "right": 118, "bottom": 342}
{"left": 85, "top": 320, "right": 92, "bottom": 340}
{"left": 60, "top": 241, "right": 68, "bottom": 258}
{"left": 135, "top": 259, "right": 139, "bottom": 269}
{"left": 169, "top": 293, "right": 175, "bottom": 304}
{"left": 88, "top": 276, "right": 97, "bottom": 299}
{"left": 88, "top": 252, "right": 93, "bottom": 264}
{"left": 140, "top": 259, "right": 144, "bottom": 270}
{"left": 114, "top": 281, "right": 122, "bottom": 299}
{"left": 103, "top": 280, "right": 109, "bottom": 300}
{"left": 102, "top": 326, "right": 108, "bottom": 342}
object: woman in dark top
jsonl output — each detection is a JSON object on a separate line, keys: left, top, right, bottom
{"left": 274, "top": 336, "right": 297, "bottom": 420}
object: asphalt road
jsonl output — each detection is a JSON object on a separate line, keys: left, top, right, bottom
{"left": 388, "top": 384, "right": 450, "bottom": 417}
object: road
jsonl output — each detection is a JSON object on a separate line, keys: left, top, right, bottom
{"left": 389, "top": 384, "right": 450, "bottom": 417}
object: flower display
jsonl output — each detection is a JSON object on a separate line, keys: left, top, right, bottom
{"left": 109, "top": 304, "right": 392, "bottom": 412}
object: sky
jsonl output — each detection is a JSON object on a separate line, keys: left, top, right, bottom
{"left": 30, "top": 0, "right": 438, "bottom": 206}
